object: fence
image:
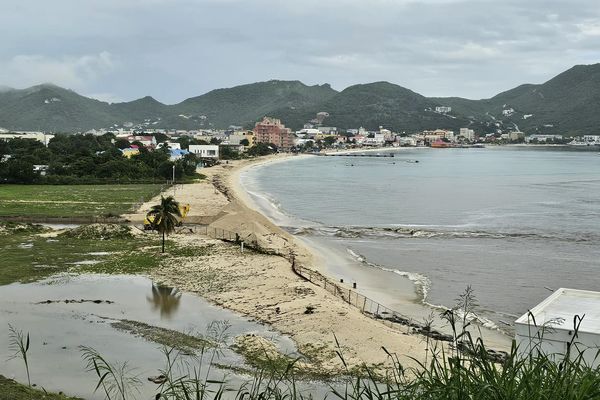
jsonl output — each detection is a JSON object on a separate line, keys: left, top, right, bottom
{"left": 291, "top": 262, "right": 428, "bottom": 334}
{"left": 200, "top": 226, "right": 241, "bottom": 243}
{"left": 196, "top": 223, "right": 453, "bottom": 342}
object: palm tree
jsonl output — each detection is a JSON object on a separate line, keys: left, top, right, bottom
{"left": 146, "top": 195, "right": 181, "bottom": 253}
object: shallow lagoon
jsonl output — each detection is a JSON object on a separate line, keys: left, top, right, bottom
{"left": 0, "top": 274, "right": 300, "bottom": 399}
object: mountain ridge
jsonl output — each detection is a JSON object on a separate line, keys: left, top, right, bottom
{"left": 1, "top": 63, "right": 599, "bottom": 134}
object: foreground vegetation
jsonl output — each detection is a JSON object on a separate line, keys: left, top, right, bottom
{"left": 0, "top": 375, "right": 82, "bottom": 400}
{"left": 0, "top": 184, "right": 163, "bottom": 218}
{"left": 0, "top": 133, "right": 203, "bottom": 184}
{"left": 5, "top": 319, "right": 600, "bottom": 400}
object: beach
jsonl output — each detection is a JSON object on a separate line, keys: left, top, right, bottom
{"left": 127, "top": 153, "right": 511, "bottom": 373}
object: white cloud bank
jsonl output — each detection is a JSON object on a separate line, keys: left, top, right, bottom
{"left": 0, "top": 52, "right": 116, "bottom": 92}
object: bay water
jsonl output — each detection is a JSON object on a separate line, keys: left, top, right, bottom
{"left": 242, "top": 147, "right": 600, "bottom": 331}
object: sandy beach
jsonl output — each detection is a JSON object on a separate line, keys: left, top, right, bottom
{"left": 127, "top": 153, "right": 509, "bottom": 374}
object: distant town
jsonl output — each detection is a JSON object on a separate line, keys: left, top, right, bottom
{"left": 1, "top": 112, "right": 599, "bottom": 167}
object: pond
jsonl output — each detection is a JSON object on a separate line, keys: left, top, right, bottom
{"left": 0, "top": 274, "right": 307, "bottom": 399}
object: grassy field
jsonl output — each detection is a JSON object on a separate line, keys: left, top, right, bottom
{"left": 0, "top": 224, "right": 164, "bottom": 285}
{"left": 0, "top": 375, "right": 82, "bottom": 400}
{"left": 0, "top": 184, "right": 163, "bottom": 218}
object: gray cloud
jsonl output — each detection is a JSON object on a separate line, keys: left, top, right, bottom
{"left": 1, "top": 0, "right": 599, "bottom": 103}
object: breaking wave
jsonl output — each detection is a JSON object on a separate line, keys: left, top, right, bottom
{"left": 345, "top": 248, "right": 503, "bottom": 332}
{"left": 287, "top": 225, "right": 597, "bottom": 243}
{"left": 345, "top": 248, "right": 432, "bottom": 302}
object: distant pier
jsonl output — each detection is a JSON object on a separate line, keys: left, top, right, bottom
{"left": 317, "top": 152, "right": 395, "bottom": 158}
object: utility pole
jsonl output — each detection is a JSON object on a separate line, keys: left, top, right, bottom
{"left": 172, "top": 165, "right": 176, "bottom": 198}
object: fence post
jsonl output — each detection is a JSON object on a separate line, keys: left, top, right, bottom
{"left": 362, "top": 297, "right": 367, "bottom": 313}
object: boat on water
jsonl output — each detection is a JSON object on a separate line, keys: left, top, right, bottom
{"left": 430, "top": 140, "right": 452, "bottom": 148}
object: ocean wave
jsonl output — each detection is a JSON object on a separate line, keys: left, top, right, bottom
{"left": 344, "top": 248, "right": 503, "bottom": 332}
{"left": 345, "top": 248, "right": 432, "bottom": 301}
{"left": 287, "top": 224, "right": 598, "bottom": 243}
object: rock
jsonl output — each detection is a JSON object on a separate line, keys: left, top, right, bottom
{"left": 148, "top": 375, "right": 167, "bottom": 384}
{"left": 304, "top": 305, "right": 316, "bottom": 314}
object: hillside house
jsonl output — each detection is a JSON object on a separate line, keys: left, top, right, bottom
{"left": 189, "top": 144, "right": 219, "bottom": 159}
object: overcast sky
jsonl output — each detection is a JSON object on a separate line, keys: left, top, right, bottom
{"left": 1, "top": 0, "right": 599, "bottom": 104}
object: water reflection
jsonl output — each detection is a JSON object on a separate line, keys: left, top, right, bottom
{"left": 146, "top": 284, "right": 181, "bottom": 318}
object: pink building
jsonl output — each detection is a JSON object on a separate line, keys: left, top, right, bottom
{"left": 253, "top": 117, "right": 295, "bottom": 151}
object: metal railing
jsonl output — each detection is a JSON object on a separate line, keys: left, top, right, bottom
{"left": 290, "top": 262, "right": 428, "bottom": 333}
{"left": 195, "top": 224, "right": 442, "bottom": 337}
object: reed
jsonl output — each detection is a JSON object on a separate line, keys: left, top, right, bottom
{"left": 7, "top": 324, "right": 31, "bottom": 387}
{"left": 77, "top": 312, "right": 600, "bottom": 400}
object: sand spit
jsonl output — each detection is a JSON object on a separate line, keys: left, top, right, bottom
{"left": 129, "top": 155, "right": 477, "bottom": 373}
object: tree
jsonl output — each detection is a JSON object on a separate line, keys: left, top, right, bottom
{"left": 153, "top": 132, "right": 169, "bottom": 144}
{"left": 240, "top": 139, "right": 250, "bottom": 146}
{"left": 323, "top": 136, "right": 336, "bottom": 147}
{"left": 247, "top": 143, "right": 277, "bottom": 156}
{"left": 0, "top": 159, "right": 38, "bottom": 183}
{"left": 146, "top": 196, "right": 181, "bottom": 253}
{"left": 219, "top": 145, "right": 240, "bottom": 160}
{"left": 114, "top": 139, "right": 131, "bottom": 149}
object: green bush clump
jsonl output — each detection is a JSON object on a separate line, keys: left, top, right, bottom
{"left": 59, "top": 223, "right": 134, "bottom": 240}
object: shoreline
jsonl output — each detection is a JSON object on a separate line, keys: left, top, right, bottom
{"left": 130, "top": 152, "right": 511, "bottom": 373}
{"left": 231, "top": 154, "right": 511, "bottom": 350}
{"left": 133, "top": 155, "right": 437, "bottom": 372}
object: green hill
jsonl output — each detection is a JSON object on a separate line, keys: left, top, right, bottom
{"left": 1, "top": 64, "right": 600, "bottom": 134}
{"left": 436, "top": 64, "right": 600, "bottom": 135}
{"left": 0, "top": 84, "right": 118, "bottom": 131}
{"left": 274, "top": 81, "right": 472, "bottom": 132}
{"left": 173, "top": 80, "right": 337, "bottom": 129}
{"left": 0, "top": 81, "right": 336, "bottom": 132}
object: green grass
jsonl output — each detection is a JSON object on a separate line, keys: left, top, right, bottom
{"left": 111, "top": 320, "right": 215, "bottom": 355}
{"left": 0, "top": 184, "right": 163, "bottom": 218}
{"left": 0, "top": 375, "right": 82, "bottom": 400}
{"left": 0, "top": 225, "right": 161, "bottom": 285}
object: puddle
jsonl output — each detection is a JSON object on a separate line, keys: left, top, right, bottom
{"left": 32, "top": 264, "right": 61, "bottom": 269}
{"left": 40, "top": 223, "right": 81, "bottom": 230}
{"left": 68, "top": 260, "right": 103, "bottom": 265}
{"left": 86, "top": 251, "right": 113, "bottom": 256}
{"left": 0, "top": 274, "right": 305, "bottom": 399}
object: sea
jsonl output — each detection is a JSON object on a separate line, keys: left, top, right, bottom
{"left": 241, "top": 147, "right": 600, "bottom": 332}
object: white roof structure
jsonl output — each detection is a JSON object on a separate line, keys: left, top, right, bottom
{"left": 515, "top": 288, "right": 600, "bottom": 334}
{"left": 515, "top": 288, "right": 600, "bottom": 367}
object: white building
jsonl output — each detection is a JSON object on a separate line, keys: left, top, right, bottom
{"left": 317, "top": 126, "right": 337, "bottom": 135}
{"left": 515, "top": 288, "right": 600, "bottom": 368}
{"left": 583, "top": 135, "right": 600, "bottom": 143}
{"left": 435, "top": 106, "right": 452, "bottom": 113}
{"left": 525, "top": 134, "right": 563, "bottom": 143}
{"left": 296, "top": 128, "right": 321, "bottom": 139}
{"left": 397, "top": 136, "right": 417, "bottom": 146}
{"left": 509, "top": 131, "right": 524, "bottom": 141}
{"left": 188, "top": 144, "right": 219, "bottom": 159}
{"left": 459, "top": 128, "right": 475, "bottom": 141}
{"left": 363, "top": 133, "right": 386, "bottom": 146}
{"left": 0, "top": 132, "right": 55, "bottom": 146}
